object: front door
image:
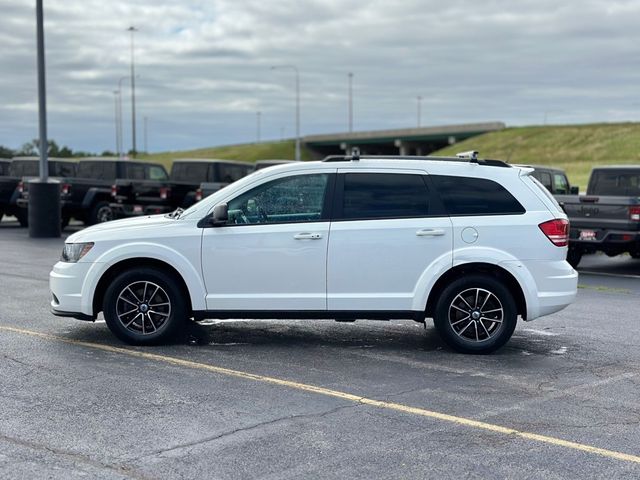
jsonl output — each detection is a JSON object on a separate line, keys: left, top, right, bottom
{"left": 201, "top": 171, "right": 334, "bottom": 311}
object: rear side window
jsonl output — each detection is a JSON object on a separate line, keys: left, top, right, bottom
{"left": 77, "top": 161, "right": 117, "bottom": 180}
{"left": 536, "top": 171, "right": 552, "bottom": 192}
{"left": 431, "top": 175, "right": 525, "bottom": 216}
{"left": 215, "top": 163, "right": 251, "bottom": 183}
{"left": 340, "top": 173, "right": 430, "bottom": 220}
{"left": 9, "top": 160, "right": 38, "bottom": 177}
{"left": 0, "top": 162, "right": 10, "bottom": 176}
{"left": 126, "top": 164, "right": 146, "bottom": 180}
{"left": 171, "top": 162, "right": 209, "bottom": 182}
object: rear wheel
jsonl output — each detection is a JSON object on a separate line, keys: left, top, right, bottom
{"left": 103, "top": 267, "right": 187, "bottom": 345}
{"left": 89, "top": 201, "right": 113, "bottom": 225}
{"left": 567, "top": 247, "right": 583, "bottom": 269}
{"left": 15, "top": 209, "right": 28, "bottom": 227}
{"left": 433, "top": 275, "right": 517, "bottom": 354}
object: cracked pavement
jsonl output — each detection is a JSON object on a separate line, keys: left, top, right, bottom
{"left": 1, "top": 218, "right": 640, "bottom": 479}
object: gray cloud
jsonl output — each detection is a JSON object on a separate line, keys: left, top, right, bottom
{"left": 0, "top": 0, "right": 639, "bottom": 152}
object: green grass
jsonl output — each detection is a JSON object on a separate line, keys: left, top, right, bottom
{"left": 433, "top": 123, "right": 640, "bottom": 189}
{"left": 139, "top": 140, "right": 314, "bottom": 171}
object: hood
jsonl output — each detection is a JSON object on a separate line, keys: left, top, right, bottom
{"left": 67, "top": 214, "right": 178, "bottom": 243}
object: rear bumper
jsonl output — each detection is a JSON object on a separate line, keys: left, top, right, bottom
{"left": 501, "top": 259, "right": 578, "bottom": 321}
{"left": 570, "top": 228, "right": 640, "bottom": 247}
{"left": 110, "top": 203, "right": 172, "bottom": 218}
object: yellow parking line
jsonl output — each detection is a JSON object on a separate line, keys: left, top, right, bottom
{"left": 2, "top": 324, "right": 640, "bottom": 465}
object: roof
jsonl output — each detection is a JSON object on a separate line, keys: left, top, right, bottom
{"left": 172, "top": 158, "right": 253, "bottom": 166}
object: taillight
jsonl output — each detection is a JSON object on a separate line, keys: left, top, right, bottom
{"left": 539, "top": 218, "right": 569, "bottom": 247}
{"left": 630, "top": 206, "right": 640, "bottom": 222}
{"left": 61, "top": 183, "right": 71, "bottom": 195}
{"left": 17, "top": 181, "right": 23, "bottom": 193}
{"left": 195, "top": 188, "right": 202, "bottom": 202}
{"left": 160, "top": 187, "right": 170, "bottom": 200}
{"left": 111, "top": 184, "right": 117, "bottom": 197}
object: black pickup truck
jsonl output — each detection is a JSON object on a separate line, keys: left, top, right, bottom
{"left": 528, "top": 165, "right": 579, "bottom": 196}
{"left": 19, "top": 158, "right": 169, "bottom": 225}
{"left": 6, "top": 157, "right": 77, "bottom": 226}
{"left": 111, "top": 159, "right": 253, "bottom": 218}
{"left": 557, "top": 166, "right": 640, "bottom": 267}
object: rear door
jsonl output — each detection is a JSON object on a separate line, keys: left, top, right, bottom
{"left": 327, "top": 169, "right": 453, "bottom": 311}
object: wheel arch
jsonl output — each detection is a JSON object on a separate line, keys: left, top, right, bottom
{"left": 91, "top": 258, "right": 193, "bottom": 317}
{"left": 425, "top": 262, "right": 527, "bottom": 320}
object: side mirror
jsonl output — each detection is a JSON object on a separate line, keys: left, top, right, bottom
{"left": 570, "top": 186, "right": 579, "bottom": 195}
{"left": 211, "top": 203, "right": 229, "bottom": 226}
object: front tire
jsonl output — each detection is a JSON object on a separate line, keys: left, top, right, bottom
{"left": 103, "top": 267, "right": 187, "bottom": 345}
{"left": 15, "top": 209, "right": 28, "bottom": 227}
{"left": 433, "top": 275, "right": 517, "bottom": 354}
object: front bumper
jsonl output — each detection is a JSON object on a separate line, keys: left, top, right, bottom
{"left": 50, "top": 261, "right": 95, "bottom": 319}
{"left": 110, "top": 202, "right": 172, "bottom": 219}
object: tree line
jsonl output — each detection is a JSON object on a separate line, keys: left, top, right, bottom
{"left": 0, "top": 139, "right": 116, "bottom": 159}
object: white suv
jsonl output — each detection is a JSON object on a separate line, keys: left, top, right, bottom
{"left": 50, "top": 154, "right": 578, "bottom": 353}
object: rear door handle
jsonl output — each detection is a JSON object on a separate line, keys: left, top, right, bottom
{"left": 294, "top": 232, "right": 322, "bottom": 240}
{"left": 416, "top": 228, "right": 445, "bottom": 237}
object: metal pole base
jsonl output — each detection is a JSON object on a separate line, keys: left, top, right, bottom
{"left": 28, "top": 180, "right": 61, "bottom": 238}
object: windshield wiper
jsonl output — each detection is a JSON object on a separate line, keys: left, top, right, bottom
{"left": 165, "top": 207, "right": 184, "bottom": 219}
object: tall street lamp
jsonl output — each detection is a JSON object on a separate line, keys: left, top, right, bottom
{"left": 144, "top": 116, "right": 148, "bottom": 153}
{"left": 271, "top": 65, "right": 300, "bottom": 161}
{"left": 128, "top": 26, "right": 138, "bottom": 156}
{"left": 348, "top": 72, "right": 353, "bottom": 133}
{"left": 417, "top": 95, "right": 423, "bottom": 128}
{"left": 256, "top": 111, "right": 261, "bottom": 143}
{"left": 30, "top": 0, "right": 60, "bottom": 237}
{"left": 113, "top": 90, "right": 120, "bottom": 156}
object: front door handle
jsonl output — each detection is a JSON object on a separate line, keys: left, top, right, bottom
{"left": 416, "top": 228, "right": 445, "bottom": 237}
{"left": 294, "top": 232, "right": 322, "bottom": 240}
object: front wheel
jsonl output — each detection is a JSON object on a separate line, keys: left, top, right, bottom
{"left": 433, "top": 275, "right": 517, "bottom": 354}
{"left": 103, "top": 267, "right": 187, "bottom": 345}
{"left": 15, "top": 209, "right": 28, "bottom": 227}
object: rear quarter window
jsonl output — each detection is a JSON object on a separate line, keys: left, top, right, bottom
{"left": 431, "top": 175, "right": 525, "bottom": 216}
{"left": 171, "top": 162, "right": 209, "bottom": 182}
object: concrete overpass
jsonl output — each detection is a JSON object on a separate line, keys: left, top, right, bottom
{"left": 302, "top": 122, "right": 505, "bottom": 157}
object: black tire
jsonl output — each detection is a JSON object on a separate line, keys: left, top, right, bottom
{"left": 567, "top": 247, "right": 583, "bottom": 269}
{"left": 15, "top": 209, "right": 28, "bottom": 227}
{"left": 433, "top": 274, "right": 518, "bottom": 354}
{"left": 631, "top": 252, "right": 640, "bottom": 260}
{"left": 103, "top": 267, "right": 187, "bottom": 345}
{"left": 89, "top": 201, "right": 113, "bottom": 225}
{"left": 61, "top": 215, "right": 70, "bottom": 230}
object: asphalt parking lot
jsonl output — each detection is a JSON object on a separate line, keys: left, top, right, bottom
{"left": 1, "top": 217, "right": 640, "bottom": 479}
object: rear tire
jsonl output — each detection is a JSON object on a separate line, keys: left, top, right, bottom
{"left": 433, "top": 274, "right": 517, "bottom": 354}
{"left": 89, "top": 201, "right": 113, "bottom": 225}
{"left": 567, "top": 247, "right": 583, "bottom": 269}
{"left": 15, "top": 209, "right": 28, "bottom": 227}
{"left": 103, "top": 267, "right": 187, "bottom": 345}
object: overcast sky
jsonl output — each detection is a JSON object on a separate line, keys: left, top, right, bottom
{"left": 1, "top": 0, "right": 639, "bottom": 153}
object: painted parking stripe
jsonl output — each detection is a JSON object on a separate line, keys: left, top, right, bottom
{"left": 2, "top": 325, "right": 640, "bottom": 465}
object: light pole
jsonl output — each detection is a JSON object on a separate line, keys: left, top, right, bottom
{"left": 271, "top": 65, "right": 300, "bottom": 161}
{"left": 417, "top": 95, "right": 423, "bottom": 128}
{"left": 256, "top": 111, "right": 261, "bottom": 143}
{"left": 348, "top": 72, "right": 353, "bottom": 132}
{"left": 113, "top": 90, "right": 120, "bottom": 156}
{"left": 128, "top": 26, "right": 138, "bottom": 156}
{"left": 144, "top": 116, "right": 148, "bottom": 153}
{"left": 30, "top": 0, "right": 60, "bottom": 237}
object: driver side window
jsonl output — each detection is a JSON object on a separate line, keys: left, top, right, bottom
{"left": 227, "top": 173, "right": 329, "bottom": 225}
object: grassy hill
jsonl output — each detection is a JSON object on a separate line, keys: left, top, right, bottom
{"left": 434, "top": 123, "right": 640, "bottom": 189}
{"left": 139, "top": 140, "right": 314, "bottom": 170}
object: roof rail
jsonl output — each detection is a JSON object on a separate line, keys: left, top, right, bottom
{"left": 321, "top": 154, "right": 510, "bottom": 168}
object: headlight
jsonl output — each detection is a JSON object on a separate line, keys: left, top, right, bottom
{"left": 61, "top": 242, "right": 94, "bottom": 263}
